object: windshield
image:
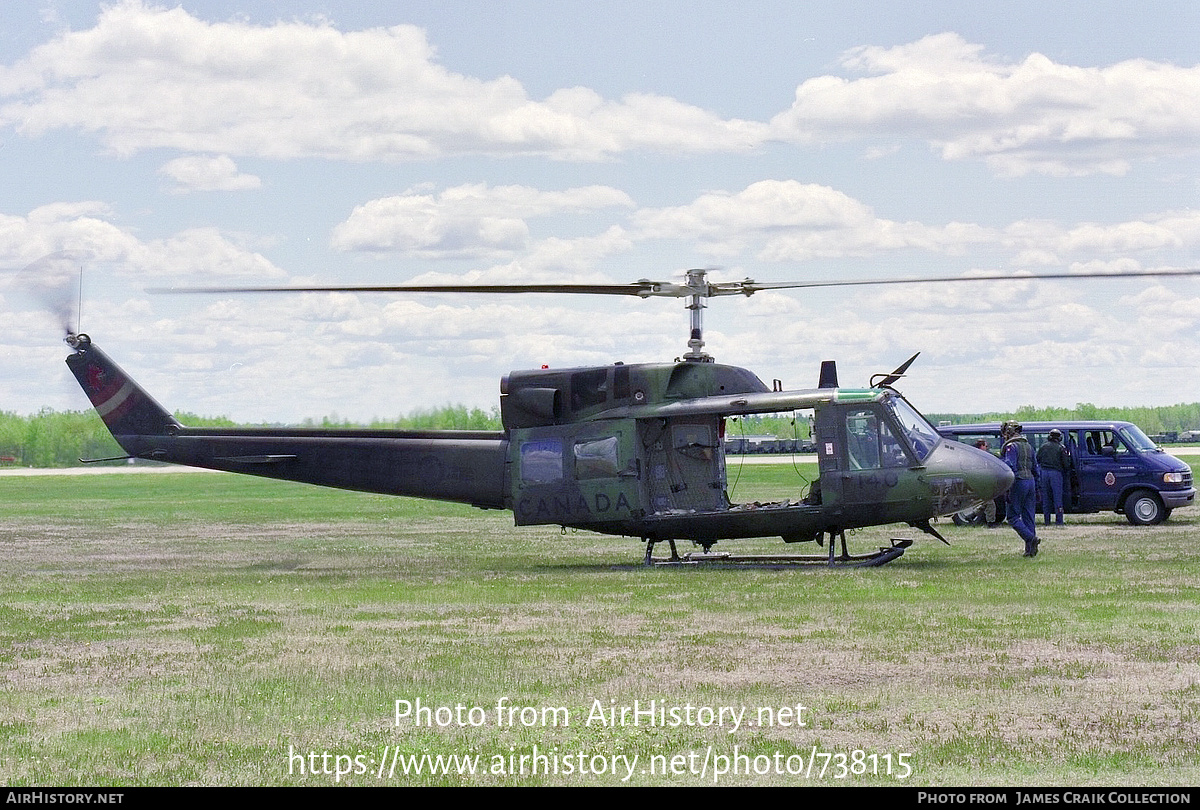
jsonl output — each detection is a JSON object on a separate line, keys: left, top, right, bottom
{"left": 1119, "top": 425, "right": 1160, "bottom": 452}
{"left": 885, "top": 395, "right": 940, "bottom": 462}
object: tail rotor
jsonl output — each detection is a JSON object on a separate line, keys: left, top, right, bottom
{"left": 11, "top": 250, "right": 91, "bottom": 337}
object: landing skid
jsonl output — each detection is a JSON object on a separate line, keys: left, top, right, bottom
{"left": 640, "top": 535, "right": 912, "bottom": 568}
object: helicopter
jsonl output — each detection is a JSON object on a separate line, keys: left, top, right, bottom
{"left": 62, "top": 266, "right": 1200, "bottom": 566}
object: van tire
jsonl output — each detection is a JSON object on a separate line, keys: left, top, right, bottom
{"left": 1125, "top": 490, "right": 1165, "bottom": 525}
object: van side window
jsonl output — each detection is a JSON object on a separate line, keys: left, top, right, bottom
{"left": 1082, "top": 430, "right": 1126, "bottom": 457}
{"left": 954, "top": 433, "right": 995, "bottom": 453}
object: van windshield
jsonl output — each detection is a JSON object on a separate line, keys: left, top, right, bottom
{"left": 1120, "top": 425, "right": 1160, "bottom": 452}
{"left": 885, "top": 395, "right": 940, "bottom": 462}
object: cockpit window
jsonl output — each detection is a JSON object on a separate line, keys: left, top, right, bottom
{"left": 845, "top": 409, "right": 909, "bottom": 470}
{"left": 885, "top": 396, "right": 939, "bottom": 462}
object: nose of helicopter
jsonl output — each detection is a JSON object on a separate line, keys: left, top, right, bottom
{"left": 925, "top": 439, "right": 1014, "bottom": 510}
{"left": 970, "top": 444, "right": 1015, "bottom": 502}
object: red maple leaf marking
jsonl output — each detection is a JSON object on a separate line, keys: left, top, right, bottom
{"left": 86, "top": 364, "right": 108, "bottom": 392}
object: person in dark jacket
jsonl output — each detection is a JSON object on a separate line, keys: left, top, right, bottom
{"left": 1001, "top": 420, "right": 1040, "bottom": 557}
{"left": 1036, "top": 428, "right": 1070, "bottom": 525}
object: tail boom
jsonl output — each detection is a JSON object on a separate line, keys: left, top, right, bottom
{"left": 64, "top": 334, "right": 507, "bottom": 508}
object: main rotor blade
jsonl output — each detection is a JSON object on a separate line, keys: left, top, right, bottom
{"left": 743, "top": 267, "right": 1200, "bottom": 293}
{"left": 147, "top": 282, "right": 659, "bottom": 296}
{"left": 148, "top": 267, "right": 1200, "bottom": 298}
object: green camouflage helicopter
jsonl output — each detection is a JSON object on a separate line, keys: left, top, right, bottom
{"left": 62, "top": 267, "right": 1199, "bottom": 566}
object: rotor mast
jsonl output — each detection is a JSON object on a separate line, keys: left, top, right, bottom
{"left": 635, "top": 268, "right": 757, "bottom": 363}
{"left": 684, "top": 268, "right": 710, "bottom": 362}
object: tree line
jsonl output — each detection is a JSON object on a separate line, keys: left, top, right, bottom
{"left": 1, "top": 402, "right": 1197, "bottom": 468}
{"left": 0, "top": 406, "right": 502, "bottom": 468}
{"left": 924, "top": 402, "right": 1200, "bottom": 437}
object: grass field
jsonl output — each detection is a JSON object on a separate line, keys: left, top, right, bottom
{"left": 2, "top": 463, "right": 1199, "bottom": 786}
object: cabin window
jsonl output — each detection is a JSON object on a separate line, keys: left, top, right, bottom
{"left": 574, "top": 436, "right": 620, "bottom": 479}
{"left": 672, "top": 423, "right": 717, "bottom": 460}
{"left": 520, "top": 439, "right": 563, "bottom": 483}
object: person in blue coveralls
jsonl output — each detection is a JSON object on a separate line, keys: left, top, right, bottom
{"left": 1036, "top": 428, "right": 1070, "bottom": 525}
{"left": 1001, "top": 420, "right": 1040, "bottom": 557}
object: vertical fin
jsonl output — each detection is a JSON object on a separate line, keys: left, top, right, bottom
{"left": 64, "top": 335, "right": 179, "bottom": 445}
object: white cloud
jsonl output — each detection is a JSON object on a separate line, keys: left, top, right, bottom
{"left": 3, "top": 8, "right": 1194, "bottom": 177}
{"left": 633, "top": 180, "right": 994, "bottom": 260}
{"left": 0, "top": 1, "right": 765, "bottom": 162}
{"left": 1055, "top": 211, "right": 1200, "bottom": 255}
{"left": 158, "top": 155, "right": 261, "bottom": 193}
{"left": 1002, "top": 210, "right": 1200, "bottom": 264}
{"left": 0, "top": 203, "right": 284, "bottom": 280}
{"left": 403, "top": 226, "right": 636, "bottom": 285}
{"left": 771, "top": 33, "right": 1200, "bottom": 176}
{"left": 630, "top": 180, "right": 1200, "bottom": 268}
{"left": 331, "top": 183, "right": 634, "bottom": 256}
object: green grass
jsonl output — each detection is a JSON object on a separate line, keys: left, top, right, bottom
{"left": 1, "top": 466, "right": 1199, "bottom": 785}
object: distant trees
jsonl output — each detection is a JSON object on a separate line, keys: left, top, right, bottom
{"left": 926, "top": 403, "right": 1200, "bottom": 436}
{"left": 0, "top": 408, "right": 123, "bottom": 467}
{"left": 305, "top": 405, "right": 502, "bottom": 431}
{"left": 0, "top": 405, "right": 503, "bottom": 468}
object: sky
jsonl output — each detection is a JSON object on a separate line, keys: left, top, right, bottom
{"left": 1, "top": 0, "right": 1198, "bottom": 423}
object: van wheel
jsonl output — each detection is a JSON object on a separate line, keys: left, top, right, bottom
{"left": 1125, "top": 491, "right": 1165, "bottom": 525}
